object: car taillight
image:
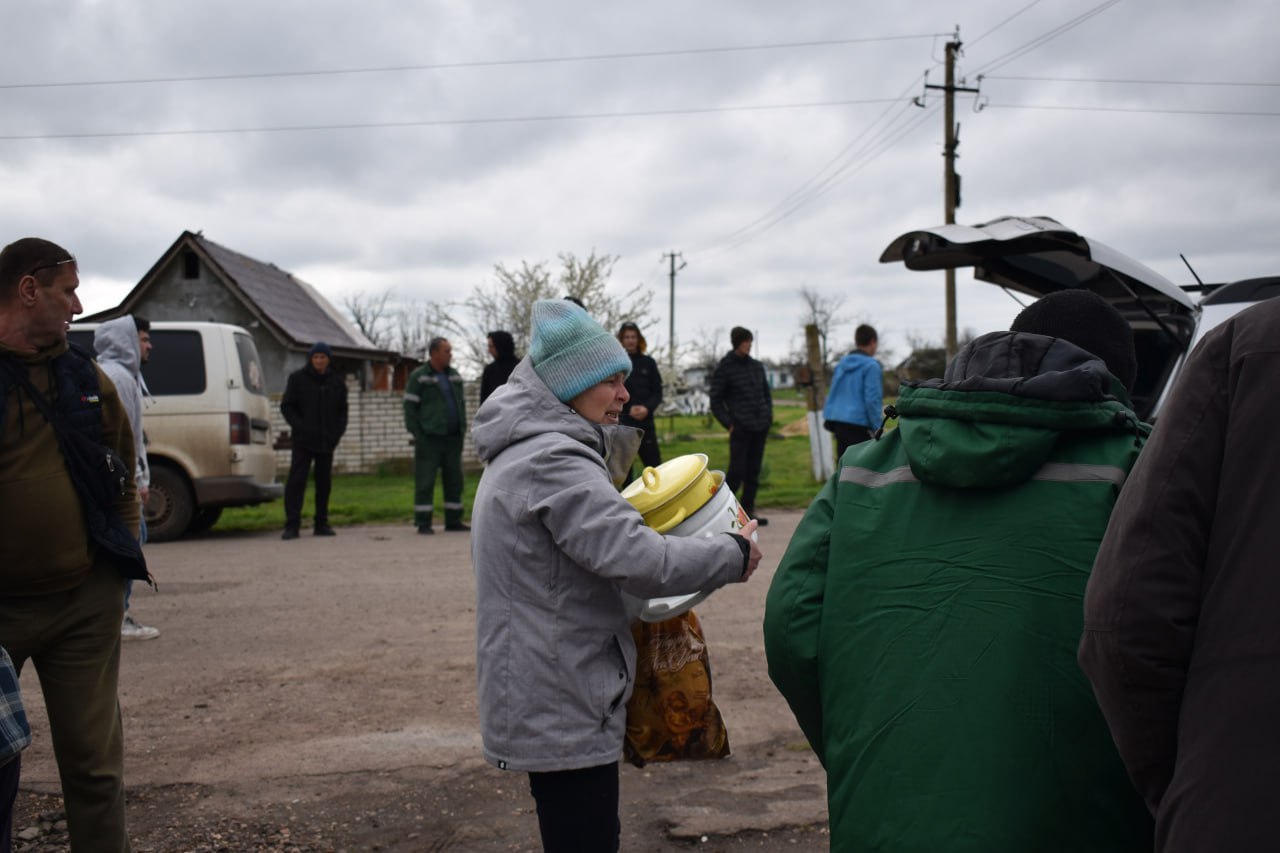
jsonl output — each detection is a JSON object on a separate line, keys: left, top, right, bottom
{"left": 229, "top": 412, "right": 250, "bottom": 445}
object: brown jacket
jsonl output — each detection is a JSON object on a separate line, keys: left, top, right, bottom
{"left": 0, "top": 341, "right": 139, "bottom": 595}
{"left": 1079, "top": 296, "right": 1280, "bottom": 852}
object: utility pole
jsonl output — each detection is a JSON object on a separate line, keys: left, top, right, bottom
{"left": 662, "top": 251, "right": 685, "bottom": 372}
{"left": 925, "top": 34, "right": 978, "bottom": 361}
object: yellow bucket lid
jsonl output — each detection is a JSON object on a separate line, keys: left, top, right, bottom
{"left": 622, "top": 453, "right": 722, "bottom": 533}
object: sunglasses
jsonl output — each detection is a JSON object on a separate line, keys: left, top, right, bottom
{"left": 27, "top": 256, "right": 76, "bottom": 277}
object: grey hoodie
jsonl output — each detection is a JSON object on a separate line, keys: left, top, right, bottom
{"left": 93, "top": 316, "right": 148, "bottom": 491}
{"left": 470, "top": 357, "right": 747, "bottom": 773}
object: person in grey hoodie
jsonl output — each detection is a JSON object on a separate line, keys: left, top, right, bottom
{"left": 470, "top": 299, "right": 762, "bottom": 852}
{"left": 94, "top": 314, "right": 159, "bottom": 640}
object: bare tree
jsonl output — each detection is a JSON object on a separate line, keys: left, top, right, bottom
{"left": 389, "top": 299, "right": 460, "bottom": 361}
{"left": 798, "top": 285, "right": 848, "bottom": 368}
{"left": 463, "top": 250, "right": 657, "bottom": 372}
{"left": 341, "top": 289, "right": 394, "bottom": 350}
{"left": 342, "top": 288, "right": 458, "bottom": 360}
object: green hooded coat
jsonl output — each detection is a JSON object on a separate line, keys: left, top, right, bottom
{"left": 764, "top": 331, "right": 1154, "bottom": 852}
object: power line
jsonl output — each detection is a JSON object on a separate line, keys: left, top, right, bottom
{"left": 967, "top": 0, "right": 1049, "bottom": 48}
{"left": 985, "top": 102, "right": 1280, "bottom": 117}
{"left": 694, "top": 99, "right": 939, "bottom": 257}
{"left": 0, "top": 34, "right": 949, "bottom": 91}
{"left": 0, "top": 97, "right": 903, "bottom": 142}
{"left": 983, "top": 74, "right": 1280, "bottom": 88}
{"left": 690, "top": 77, "right": 926, "bottom": 253}
{"left": 968, "top": 0, "right": 1124, "bottom": 78}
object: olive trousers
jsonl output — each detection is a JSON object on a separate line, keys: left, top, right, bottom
{"left": 0, "top": 564, "right": 130, "bottom": 852}
{"left": 413, "top": 433, "right": 465, "bottom": 530}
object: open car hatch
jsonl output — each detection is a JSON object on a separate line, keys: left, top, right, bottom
{"left": 879, "top": 215, "right": 1200, "bottom": 421}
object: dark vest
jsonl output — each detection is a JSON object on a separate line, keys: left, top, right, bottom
{"left": 0, "top": 345, "right": 148, "bottom": 582}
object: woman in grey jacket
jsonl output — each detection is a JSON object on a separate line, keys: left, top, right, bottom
{"left": 470, "top": 299, "right": 761, "bottom": 852}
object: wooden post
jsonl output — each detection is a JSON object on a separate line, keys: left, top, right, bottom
{"left": 804, "top": 324, "right": 835, "bottom": 480}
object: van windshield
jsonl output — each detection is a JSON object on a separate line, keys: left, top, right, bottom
{"left": 234, "top": 333, "right": 267, "bottom": 396}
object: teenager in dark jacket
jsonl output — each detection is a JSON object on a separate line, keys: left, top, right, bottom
{"left": 616, "top": 321, "right": 663, "bottom": 477}
{"left": 479, "top": 330, "right": 519, "bottom": 405}
{"left": 1080, "top": 295, "right": 1280, "bottom": 852}
{"left": 709, "top": 326, "right": 772, "bottom": 524}
{"left": 281, "top": 341, "right": 348, "bottom": 539}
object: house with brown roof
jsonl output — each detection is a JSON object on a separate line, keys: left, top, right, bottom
{"left": 85, "top": 230, "right": 399, "bottom": 394}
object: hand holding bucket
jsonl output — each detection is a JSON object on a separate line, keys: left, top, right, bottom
{"left": 621, "top": 454, "right": 759, "bottom": 621}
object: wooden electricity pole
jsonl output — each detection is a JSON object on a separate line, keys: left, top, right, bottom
{"left": 926, "top": 36, "right": 978, "bottom": 361}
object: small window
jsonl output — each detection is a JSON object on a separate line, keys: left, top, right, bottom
{"left": 140, "top": 330, "right": 206, "bottom": 396}
{"left": 233, "top": 333, "right": 267, "bottom": 396}
{"left": 182, "top": 251, "right": 199, "bottom": 280}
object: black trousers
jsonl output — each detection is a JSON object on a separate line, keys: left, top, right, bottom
{"left": 284, "top": 446, "right": 334, "bottom": 529}
{"left": 622, "top": 418, "right": 662, "bottom": 485}
{"left": 827, "top": 420, "right": 875, "bottom": 460}
{"left": 727, "top": 427, "right": 768, "bottom": 516}
{"left": 527, "top": 762, "right": 620, "bottom": 852}
{"left": 0, "top": 756, "right": 18, "bottom": 853}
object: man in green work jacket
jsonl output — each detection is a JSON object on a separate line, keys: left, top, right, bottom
{"left": 764, "top": 290, "right": 1154, "bottom": 852}
{"left": 403, "top": 337, "right": 467, "bottom": 534}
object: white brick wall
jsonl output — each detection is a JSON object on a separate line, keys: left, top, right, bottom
{"left": 272, "top": 377, "right": 480, "bottom": 475}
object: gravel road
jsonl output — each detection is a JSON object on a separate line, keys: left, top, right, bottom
{"left": 13, "top": 510, "right": 829, "bottom": 851}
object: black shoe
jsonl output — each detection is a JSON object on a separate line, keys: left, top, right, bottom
{"left": 417, "top": 525, "right": 434, "bottom": 535}
{"left": 445, "top": 523, "right": 471, "bottom": 532}
{"left": 282, "top": 528, "right": 300, "bottom": 540}
{"left": 314, "top": 525, "right": 336, "bottom": 536}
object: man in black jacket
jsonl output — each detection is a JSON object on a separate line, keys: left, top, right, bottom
{"left": 281, "top": 341, "right": 349, "bottom": 539}
{"left": 617, "top": 321, "right": 663, "bottom": 481}
{"left": 710, "top": 327, "right": 773, "bottom": 525}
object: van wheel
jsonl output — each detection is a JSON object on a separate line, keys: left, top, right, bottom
{"left": 187, "top": 507, "right": 223, "bottom": 534}
{"left": 145, "top": 465, "right": 195, "bottom": 542}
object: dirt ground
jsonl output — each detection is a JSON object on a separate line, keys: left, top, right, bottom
{"left": 12, "top": 510, "right": 829, "bottom": 851}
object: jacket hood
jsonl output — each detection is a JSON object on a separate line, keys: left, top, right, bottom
{"left": 93, "top": 316, "right": 140, "bottom": 374}
{"left": 896, "top": 331, "right": 1144, "bottom": 489}
{"left": 473, "top": 356, "right": 641, "bottom": 483}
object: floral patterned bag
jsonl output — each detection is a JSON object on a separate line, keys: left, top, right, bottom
{"left": 623, "top": 610, "right": 730, "bottom": 767}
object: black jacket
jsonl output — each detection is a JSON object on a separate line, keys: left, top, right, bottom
{"left": 710, "top": 351, "right": 773, "bottom": 432}
{"left": 480, "top": 332, "right": 520, "bottom": 404}
{"left": 621, "top": 352, "right": 663, "bottom": 427}
{"left": 1079, "top": 295, "right": 1280, "bottom": 853}
{"left": 281, "top": 366, "right": 348, "bottom": 453}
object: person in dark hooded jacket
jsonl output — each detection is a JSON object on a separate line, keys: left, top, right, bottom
{"left": 479, "top": 330, "right": 518, "bottom": 404}
{"left": 280, "top": 341, "right": 348, "bottom": 539}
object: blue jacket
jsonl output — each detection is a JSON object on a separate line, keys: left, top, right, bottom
{"left": 822, "top": 350, "right": 882, "bottom": 429}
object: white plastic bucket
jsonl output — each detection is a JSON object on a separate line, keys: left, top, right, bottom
{"left": 630, "top": 475, "right": 751, "bottom": 623}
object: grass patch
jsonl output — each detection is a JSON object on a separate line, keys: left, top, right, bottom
{"left": 220, "top": 405, "right": 835, "bottom": 533}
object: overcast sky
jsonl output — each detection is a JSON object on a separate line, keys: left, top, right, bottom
{"left": 3, "top": 0, "right": 1277, "bottom": 367}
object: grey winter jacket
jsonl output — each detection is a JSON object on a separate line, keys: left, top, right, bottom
{"left": 470, "top": 357, "right": 747, "bottom": 773}
{"left": 93, "top": 316, "right": 149, "bottom": 491}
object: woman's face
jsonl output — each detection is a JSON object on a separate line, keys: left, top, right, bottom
{"left": 569, "top": 372, "right": 630, "bottom": 425}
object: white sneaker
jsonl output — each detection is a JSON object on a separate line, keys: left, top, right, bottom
{"left": 121, "top": 615, "right": 160, "bottom": 641}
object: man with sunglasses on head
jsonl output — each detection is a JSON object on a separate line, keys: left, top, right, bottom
{"left": 0, "top": 238, "right": 146, "bottom": 850}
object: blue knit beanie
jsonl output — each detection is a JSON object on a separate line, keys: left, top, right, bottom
{"left": 309, "top": 341, "right": 332, "bottom": 357}
{"left": 530, "top": 300, "right": 632, "bottom": 402}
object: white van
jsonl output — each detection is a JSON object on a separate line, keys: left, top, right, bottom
{"left": 68, "top": 321, "right": 282, "bottom": 541}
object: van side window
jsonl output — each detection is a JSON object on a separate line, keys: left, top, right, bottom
{"left": 141, "top": 331, "right": 207, "bottom": 396}
{"left": 233, "top": 334, "right": 267, "bottom": 396}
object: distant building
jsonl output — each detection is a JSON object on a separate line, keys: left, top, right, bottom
{"left": 83, "top": 231, "right": 398, "bottom": 394}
